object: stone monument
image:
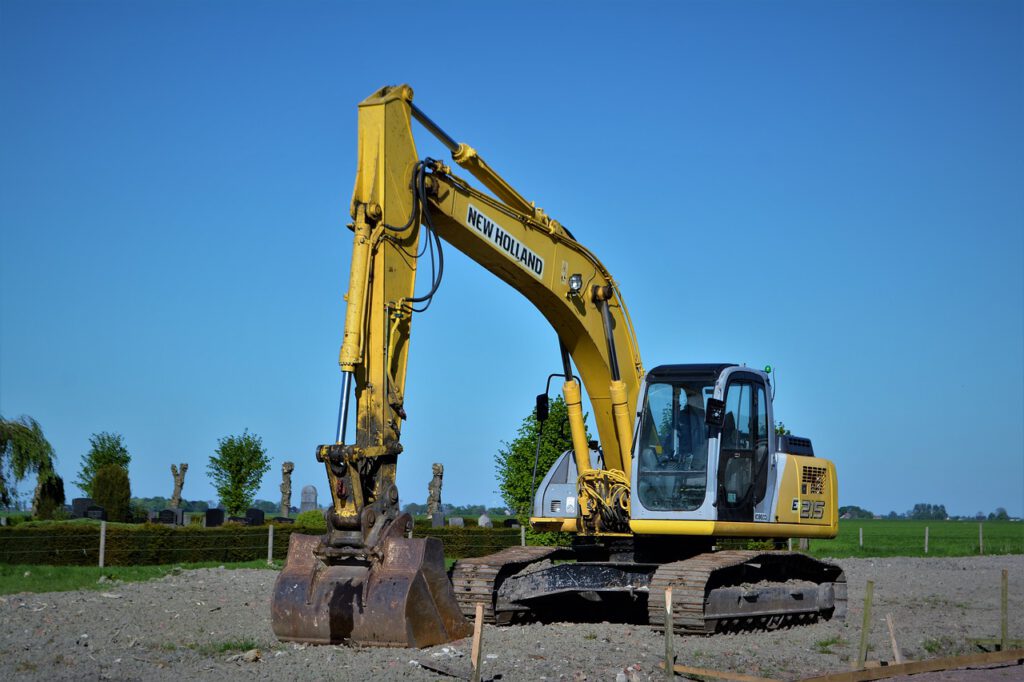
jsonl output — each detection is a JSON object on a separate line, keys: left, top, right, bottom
{"left": 300, "top": 485, "right": 318, "bottom": 513}
{"left": 170, "top": 463, "right": 188, "bottom": 509}
{"left": 477, "top": 513, "right": 493, "bottom": 528}
{"left": 427, "top": 462, "right": 444, "bottom": 527}
{"left": 279, "top": 461, "right": 294, "bottom": 517}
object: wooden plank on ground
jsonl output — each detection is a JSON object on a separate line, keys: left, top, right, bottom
{"left": 799, "top": 647, "right": 1024, "bottom": 682}
{"left": 657, "top": 661, "right": 781, "bottom": 682}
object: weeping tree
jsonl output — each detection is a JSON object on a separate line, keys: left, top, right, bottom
{"left": 0, "top": 415, "right": 62, "bottom": 515}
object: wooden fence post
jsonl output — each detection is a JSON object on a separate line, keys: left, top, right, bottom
{"left": 924, "top": 526, "right": 929, "bottom": 554}
{"left": 1001, "top": 568, "right": 1008, "bottom": 651}
{"left": 521, "top": 524, "right": 526, "bottom": 547}
{"left": 859, "top": 527, "right": 863, "bottom": 548}
{"left": 99, "top": 520, "right": 107, "bottom": 568}
{"left": 856, "top": 580, "right": 874, "bottom": 670}
{"left": 267, "top": 524, "right": 274, "bottom": 565}
{"left": 788, "top": 538, "right": 792, "bottom": 551}
{"left": 979, "top": 523, "right": 984, "bottom": 555}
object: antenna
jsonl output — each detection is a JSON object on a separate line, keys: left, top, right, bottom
{"left": 764, "top": 364, "right": 776, "bottom": 401}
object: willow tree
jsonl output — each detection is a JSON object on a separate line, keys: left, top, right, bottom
{"left": 0, "top": 415, "right": 60, "bottom": 513}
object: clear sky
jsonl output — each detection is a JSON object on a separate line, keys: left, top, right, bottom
{"left": 1, "top": 1, "right": 1021, "bottom": 518}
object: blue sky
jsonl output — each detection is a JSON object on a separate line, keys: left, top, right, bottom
{"left": 1, "top": 1, "right": 1021, "bottom": 518}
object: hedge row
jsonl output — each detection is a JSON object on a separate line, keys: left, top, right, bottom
{"left": 0, "top": 522, "right": 523, "bottom": 566}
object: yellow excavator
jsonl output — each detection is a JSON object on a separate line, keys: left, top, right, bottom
{"left": 270, "top": 85, "right": 845, "bottom": 647}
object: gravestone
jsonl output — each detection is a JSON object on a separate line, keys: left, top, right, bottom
{"left": 85, "top": 505, "right": 107, "bottom": 521}
{"left": 477, "top": 513, "right": 493, "bottom": 528}
{"left": 71, "top": 498, "right": 93, "bottom": 519}
{"left": 227, "top": 516, "right": 248, "bottom": 525}
{"left": 205, "top": 508, "right": 225, "bottom": 527}
{"left": 0, "top": 516, "right": 7, "bottom": 526}
{"left": 502, "top": 518, "right": 521, "bottom": 528}
{"left": 431, "top": 512, "right": 445, "bottom": 528}
{"left": 245, "top": 508, "right": 265, "bottom": 526}
{"left": 271, "top": 516, "right": 294, "bottom": 525}
{"left": 158, "top": 509, "right": 182, "bottom": 525}
{"left": 448, "top": 517, "right": 464, "bottom": 528}
{"left": 300, "top": 485, "right": 318, "bottom": 513}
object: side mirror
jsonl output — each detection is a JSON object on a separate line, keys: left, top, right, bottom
{"left": 705, "top": 398, "right": 725, "bottom": 428}
{"left": 536, "top": 393, "right": 549, "bottom": 423}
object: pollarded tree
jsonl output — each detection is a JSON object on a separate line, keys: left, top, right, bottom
{"left": 92, "top": 463, "right": 132, "bottom": 522}
{"left": 0, "top": 415, "right": 57, "bottom": 509}
{"left": 207, "top": 430, "right": 270, "bottom": 516}
{"left": 76, "top": 432, "right": 130, "bottom": 497}
{"left": 494, "top": 396, "right": 585, "bottom": 524}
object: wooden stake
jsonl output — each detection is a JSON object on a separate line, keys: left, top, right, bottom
{"left": 1001, "top": 568, "right": 1009, "bottom": 651}
{"left": 856, "top": 580, "right": 874, "bottom": 670}
{"left": 521, "top": 524, "right": 526, "bottom": 547}
{"left": 924, "top": 526, "right": 929, "bottom": 554}
{"left": 97, "top": 520, "right": 105, "bottom": 569}
{"left": 788, "top": 538, "right": 792, "bottom": 551}
{"left": 470, "top": 602, "right": 484, "bottom": 682}
{"left": 665, "top": 587, "right": 675, "bottom": 680}
{"left": 267, "top": 524, "right": 274, "bottom": 565}
{"left": 859, "top": 527, "right": 863, "bottom": 548}
{"left": 979, "top": 522, "right": 984, "bottom": 555}
{"left": 801, "top": 647, "right": 1024, "bottom": 682}
{"left": 884, "top": 613, "right": 904, "bottom": 664}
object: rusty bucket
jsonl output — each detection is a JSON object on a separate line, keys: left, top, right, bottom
{"left": 271, "top": 533, "right": 471, "bottom": 648}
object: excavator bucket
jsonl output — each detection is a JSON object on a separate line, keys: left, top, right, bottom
{"left": 271, "top": 533, "right": 472, "bottom": 648}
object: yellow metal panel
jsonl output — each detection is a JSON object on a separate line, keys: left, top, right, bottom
{"left": 629, "top": 518, "right": 839, "bottom": 539}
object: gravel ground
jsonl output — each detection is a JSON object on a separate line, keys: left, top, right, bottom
{"left": 1, "top": 555, "right": 1021, "bottom": 681}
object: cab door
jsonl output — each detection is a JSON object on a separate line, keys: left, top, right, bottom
{"left": 716, "top": 373, "right": 770, "bottom": 521}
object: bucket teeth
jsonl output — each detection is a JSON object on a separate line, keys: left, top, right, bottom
{"left": 271, "top": 533, "right": 471, "bottom": 648}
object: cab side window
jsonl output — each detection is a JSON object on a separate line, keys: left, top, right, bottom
{"left": 722, "top": 382, "right": 751, "bottom": 451}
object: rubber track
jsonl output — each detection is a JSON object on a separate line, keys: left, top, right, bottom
{"left": 450, "top": 546, "right": 562, "bottom": 623}
{"left": 647, "top": 550, "right": 846, "bottom": 634}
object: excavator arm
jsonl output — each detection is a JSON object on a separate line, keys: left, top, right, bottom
{"left": 329, "top": 84, "right": 643, "bottom": 539}
{"left": 272, "top": 84, "right": 645, "bottom": 648}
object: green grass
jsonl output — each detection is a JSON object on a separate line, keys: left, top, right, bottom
{"left": 0, "top": 559, "right": 281, "bottom": 595}
{"left": 814, "top": 635, "right": 843, "bottom": 654}
{"left": 808, "top": 520, "right": 1023, "bottom": 558}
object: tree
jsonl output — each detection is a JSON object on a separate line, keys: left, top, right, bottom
{"left": 34, "top": 473, "right": 66, "bottom": 520}
{"left": 92, "top": 463, "right": 131, "bottom": 522}
{"left": 207, "top": 431, "right": 270, "bottom": 516}
{"left": 774, "top": 422, "right": 791, "bottom": 436}
{"left": 76, "top": 432, "right": 130, "bottom": 497}
{"left": 988, "top": 507, "right": 1010, "bottom": 521}
{"left": 908, "top": 503, "right": 948, "bottom": 520}
{"left": 0, "top": 415, "right": 57, "bottom": 509}
{"left": 495, "top": 396, "right": 582, "bottom": 523}
{"left": 839, "top": 505, "right": 873, "bottom": 519}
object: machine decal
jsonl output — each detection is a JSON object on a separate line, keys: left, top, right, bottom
{"left": 800, "top": 500, "right": 826, "bottom": 519}
{"left": 792, "top": 498, "right": 799, "bottom": 512}
{"left": 466, "top": 203, "right": 545, "bottom": 278}
{"left": 754, "top": 512, "right": 769, "bottom": 521}
{"left": 566, "top": 496, "right": 576, "bottom": 514}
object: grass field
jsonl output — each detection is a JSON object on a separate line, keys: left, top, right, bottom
{"left": 809, "top": 520, "right": 1023, "bottom": 558}
{"left": 0, "top": 559, "right": 281, "bottom": 596}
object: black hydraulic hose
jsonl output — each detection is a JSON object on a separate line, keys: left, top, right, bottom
{"left": 598, "top": 297, "right": 621, "bottom": 382}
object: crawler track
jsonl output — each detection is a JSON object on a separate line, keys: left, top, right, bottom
{"left": 450, "top": 546, "right": 563, "bottom": 623}
{"left": 648, "top": 550, "right": 847, "bottom": 634}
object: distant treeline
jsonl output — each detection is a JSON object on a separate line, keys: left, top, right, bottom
{"left": 840, "top": 504, "right": 1013, "bottom": 521}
